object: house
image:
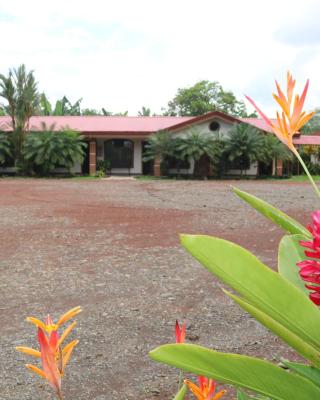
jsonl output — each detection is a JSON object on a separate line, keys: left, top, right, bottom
{"left": 0, "top": 111, "right": 318, "bottom": 176}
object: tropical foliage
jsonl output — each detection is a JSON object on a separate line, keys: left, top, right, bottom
{"left": 143, "top": 125, "right": 292, "bottom": 178}
{"left": 163, "top": 80, "right": 252, "bottom": 117}
{"left": 23, "top": 123, "right": 85, "bottom": 175}
{"left": 177, "top": 130, "right": 223, "bottom": 176}
{"left": 0, "top": 133, "right": 12, "bottom": 164}
{"left": 0, "top": 64, "right": 39, "bottom": 166}
{"left": 223, "top": 124, "right": 264, "bottom": 175}
{"left": 138, "top": 106, "right": 151, "bottom": 116}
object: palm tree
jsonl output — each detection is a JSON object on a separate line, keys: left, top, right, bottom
{"left": 143, "top": 130, "right": 176, "bottom": 175}
{"left": 224, "top": 124, "right": 265, "bottom": 175}
{"left": 39, "top": 92, "right": 52, "bottom": 116}
{"left": 24, "top": 123, "right": 85, "bottom": 175}
{"left": 143, "top": 130, "right": 175, "bottom": 160}
{"left": 177, "top": 130, "right": 219, "bottom": 177}
{"left": 0, "top": 64, "right": 39, "bottom": 167}
{"left": 260, "top": 135, "right": 293, "bottom": 176}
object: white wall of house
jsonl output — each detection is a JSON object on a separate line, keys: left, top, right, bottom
{"left": 172, "top": 118, "right": 234, "bottom": 140}
{"left": 96, "top": 138, "right": 143, "bottom": 174}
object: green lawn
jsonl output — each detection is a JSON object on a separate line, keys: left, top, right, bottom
{"left": 282, "top": 175, "right": 320, "bottom": 182}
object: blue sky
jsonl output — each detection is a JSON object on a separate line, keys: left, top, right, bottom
{"left": 0, "top": 0, "right": 319, "bottom": 116}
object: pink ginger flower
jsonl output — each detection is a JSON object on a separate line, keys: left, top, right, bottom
{"left": 297, "top": 211, "right": 320, "bottom": 305}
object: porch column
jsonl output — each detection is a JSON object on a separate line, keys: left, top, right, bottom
{"left": 89, "top": 140, "right": 97, "bottom": 176}
{"left": 276, "top": 159, "right": 283, "bottom": 176}
{"left": 153, "top": 155, "right": 161, "bottom": 177}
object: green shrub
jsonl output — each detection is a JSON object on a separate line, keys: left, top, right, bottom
{"left": 23, "top": 124, "right": 85, "bottom": 175}
{"left": 0, "top": 133, "right": 13, "bottom": 165}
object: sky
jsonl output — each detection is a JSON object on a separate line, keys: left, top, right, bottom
{"left": 0, "top": 0, "right": 319, "bottom": 116}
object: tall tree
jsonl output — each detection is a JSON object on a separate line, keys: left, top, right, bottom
{"left": 163, "top": 80, "right": 249, "bottom": 117}
{"left": 0, "top": 64, "right": 39, "bottom": 166}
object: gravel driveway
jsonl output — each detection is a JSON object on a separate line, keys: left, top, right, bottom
{"left": 0, "top": 178, "right": 316, "bottom": 400}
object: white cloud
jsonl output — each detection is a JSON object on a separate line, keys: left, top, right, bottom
{"left": 0, "top": 0, "right": 319, "bottom": 115}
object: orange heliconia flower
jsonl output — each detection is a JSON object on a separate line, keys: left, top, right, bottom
{"left": 16, "top": 307, "right": 81, "bottom": 399}
{"left": 184, "top": 376, "right": 226, "bottom": 400}
{"left": 246, "top": 72, "right": 315, "bottom": 152}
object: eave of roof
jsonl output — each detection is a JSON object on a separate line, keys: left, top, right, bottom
{"left": 167, "top": 110, "right": 241, "bottom": 132}
{"left": 240, "top": 117, "right": 274, "bottom": 133}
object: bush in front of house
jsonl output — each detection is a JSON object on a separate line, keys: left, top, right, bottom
{"left": 23, "top": 123, "right": 86, "bottom": 176}
{"left": 0, "top": 133, "right": 13, "bottom": 165}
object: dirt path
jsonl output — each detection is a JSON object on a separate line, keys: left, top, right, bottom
{"left": 0, "top": 178, "right": 316, "bottom": 399}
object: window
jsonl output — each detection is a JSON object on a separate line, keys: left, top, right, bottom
{"left": 104, "top": 139, "right": 134, "bottom": 169}
{"left": 209, "top": 121, "right": 220, "bottom": 131}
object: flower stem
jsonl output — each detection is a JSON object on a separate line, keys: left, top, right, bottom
{"left": 178, "top": 370, "right": 183, "bottom": 391}
{"left": 294, "top": 149, "right": 320, "bottom": 198}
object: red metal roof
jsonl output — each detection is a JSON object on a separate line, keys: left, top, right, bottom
{"left": 293, "top": 135, "right": 320, "bottom": 145}
{"left": 0, "top": 111, "right": 240, "bottom": 135}
{"left": 0, "top": 115, "right": 192, "bottom": 134}
{"left": 240, "top": 117, "right": 274, "bottom": 133}
{"left": 0, "top": 114, "right": 319, "bottom": 145}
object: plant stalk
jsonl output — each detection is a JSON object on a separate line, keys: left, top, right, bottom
{"left": 294, "top": 148, "right": 320, "bottom": 198}
{"left": 178, "top": 370, "right": 183, "bottom": 391}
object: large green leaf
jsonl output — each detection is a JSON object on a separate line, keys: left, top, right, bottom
{"left": 172, "top": 384, "right": 187, "bottom": 400}
{"left": 180, "top": 235, "right": 320, "bottom": 357}
{"left": 278, "top": 234, "right": 310, "bottom": 295}
{"left": 150, "top": 344, "right": 320, "bottom": 400}
{"left": 224, "top": 290, "right": 320, "bottom": 366}
{"left": 282, "top": 361, "right": 320, "bottom": 388}
{"left": 233, "top": 187, "right": 311, "bottom": 237}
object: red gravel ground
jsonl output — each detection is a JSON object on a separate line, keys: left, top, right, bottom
{"left": 0, "top": 178, "right": 316, "bottom": 400}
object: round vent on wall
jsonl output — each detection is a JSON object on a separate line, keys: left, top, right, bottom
{"left": 209, "top": 121, "right": 220, "bottom": 131}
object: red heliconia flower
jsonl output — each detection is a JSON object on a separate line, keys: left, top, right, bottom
{"left": 16, "top": 307, "right": 81, "bottom": 399}
{"left": 38, "top": 327, "right": 62, "bottom": 399}
{"left": 184, "top": 376, "right": 226, "bottom": 400}
{"left": 175, "top": 320, "right": 186, "bottom": 343}
{"left": 297, "top": 211, "right": 320, "bottom": 305}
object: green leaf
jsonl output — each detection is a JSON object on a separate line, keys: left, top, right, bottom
{"left": 180, "top": 235, "right": 320, "bottom": 362}
{"left": 237, "top": 389, "right": 261, "bottom": 400}
{"left": 173, "top": 384, "right": 187, "bottom": 400}
{"left": 150, "top": 344, "right": 320, "bottom": 400}
{"left": 278, "top": 235, "right": 310, "bottom": 295}
{"left": 233, "top": 187, "right": 311, "bottom": 237}
{"left": 224, "top": 290, "right": 320, "bottom": 366}
{"left": 282, "top": 361, "right": 320, "bottom": 388}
